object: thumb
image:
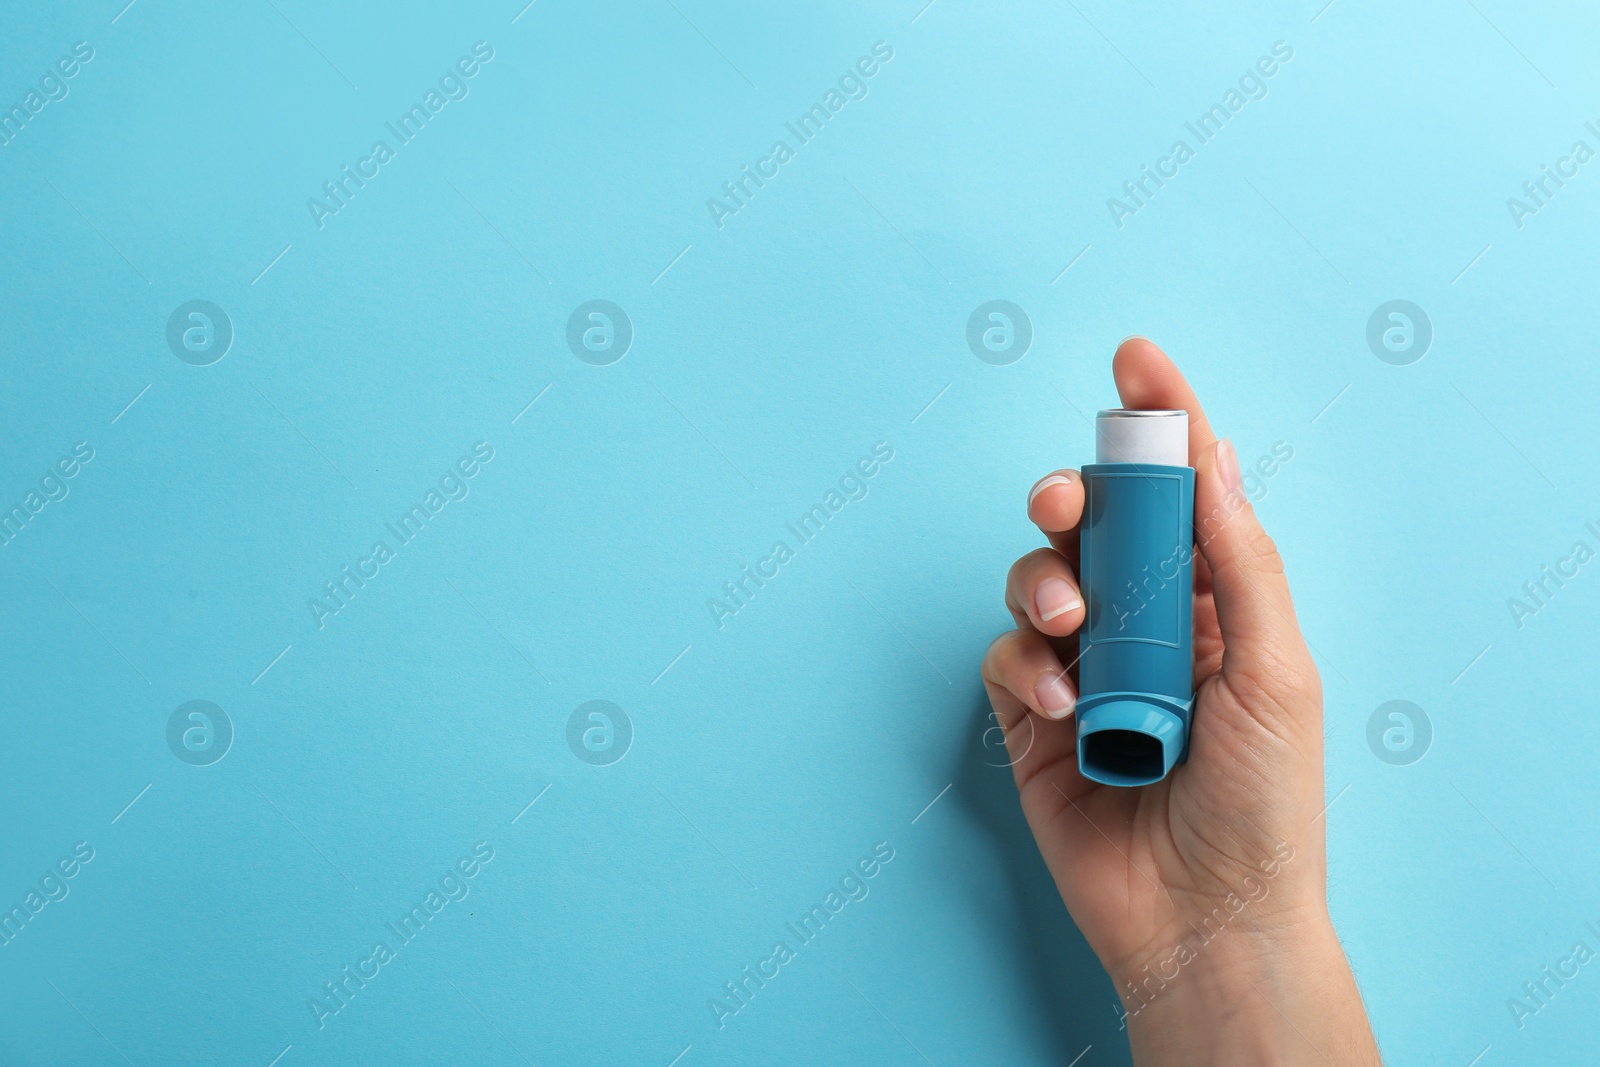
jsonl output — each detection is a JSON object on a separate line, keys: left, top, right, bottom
{"left": 1193, "top": 438, "right": 1313, "bottom": 693}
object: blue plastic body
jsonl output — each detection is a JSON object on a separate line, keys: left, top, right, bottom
{"left": 1077, "top": 462, "right": 1195, "bottom": 786}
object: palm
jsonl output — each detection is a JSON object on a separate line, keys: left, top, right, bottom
{"left": 1008, "top": 550, "right": 1320, "bottom": 990}
{"left": 1006, "top": 563, "right": 1238, "bottom": 966}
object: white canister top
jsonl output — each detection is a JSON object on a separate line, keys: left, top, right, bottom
{"left": 1094, "top": 409, "right": 1189, "bottom": 466}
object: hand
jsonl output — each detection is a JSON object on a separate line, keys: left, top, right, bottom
{"left": 980, "top": 339, "right": 1381, "bottom": 1066}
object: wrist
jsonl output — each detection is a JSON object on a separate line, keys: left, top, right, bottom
{"left": 1115, "top": 909, "right": 1379, "bottom": 1067}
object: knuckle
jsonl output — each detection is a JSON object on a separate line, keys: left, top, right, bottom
{"left": 981, "top": 629, "right": 1022, "bottom": 680}
{"left": 1205, "top": 522, "right": 1284, "bottom": 586}
{"left": 1245, "top": 527, "right": 1286, "bottom": 574}
{"left": 1019, "top": 546, "right": 1062, "bottom": 571}
{"left": 1226, "top": 642, "right": 1320, "bottom": 715}
{"left": 983, "top": 627, "right": 1057, "bottom": 691}
{"left": 1007, "top": 548, "right": 1068, "bottom": 600}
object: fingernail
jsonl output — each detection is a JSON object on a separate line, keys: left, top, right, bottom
{"left": 1117, "top": 334, "right": 1149, "bottom": 346}
{"left": 1034, "top": 672, "right": 1076, "bottom": 719}
{"left": 1217, "top": 438, "right": 1242, "bottom": 496}
{"left": 1035, "top": 577, "right": 1082, "bottom": 623}
{"left": 1028, "top": 473, "right": 1074, "bottom": 508}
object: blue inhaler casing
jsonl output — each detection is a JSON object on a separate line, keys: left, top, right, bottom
{"left": 1077, "top": 409, "right": 1194, "bottom": 787}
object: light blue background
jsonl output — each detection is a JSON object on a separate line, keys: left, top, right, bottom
{"left": 2, "top": 0, "right": 1596, "bottom": 1064}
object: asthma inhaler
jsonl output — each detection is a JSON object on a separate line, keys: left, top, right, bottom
{"left": 1076, "top": 409, "right": 1194, "bottom": 787}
